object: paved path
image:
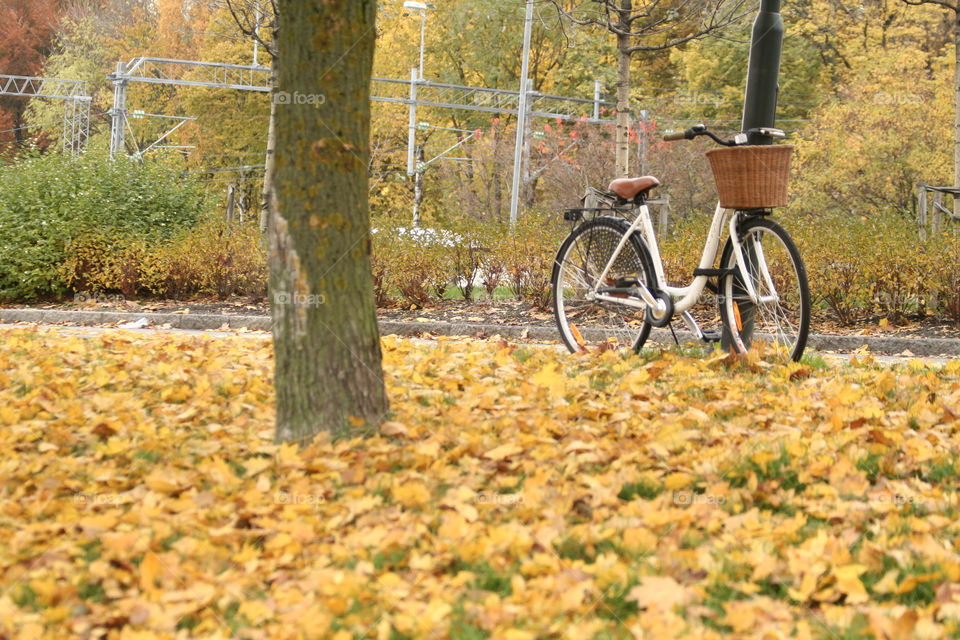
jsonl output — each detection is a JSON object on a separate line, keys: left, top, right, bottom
{"left": 0, "top": 323, "right": 950, "bottom": 367}
{"left": 1, "top": 308, "right": 959, "bottom": 357}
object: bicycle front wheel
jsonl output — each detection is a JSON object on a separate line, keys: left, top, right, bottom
{"left": 552, "top": 217, "right": 655, "bottom": 354}
{"left": 719, "top": 217, "right": 810, "bottom": 362}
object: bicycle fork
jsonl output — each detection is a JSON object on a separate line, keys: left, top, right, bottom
{"left": 727, "top": 213, "right": 780, "bottom": 306}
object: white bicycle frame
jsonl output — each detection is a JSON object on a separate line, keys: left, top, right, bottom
{"left": 586, "top": 201, "right": 781, "bottom": 335}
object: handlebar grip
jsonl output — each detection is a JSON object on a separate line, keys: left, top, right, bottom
{"left": 663, "top": 130, "right": 687, "bottom": 142}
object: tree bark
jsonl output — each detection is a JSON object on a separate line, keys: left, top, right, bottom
{"left": 260, "top": 64, "right": 278, "bottom": 234}
{"left": 955, "top": 11, "right": 960, "bottom": 216}
{"left": 412, "top": 146, "right": 424, "bottom": 227}
{"left": 226, "top": 182, "right": 236, "bottom": 223}
{"left": 271, "top": 0, "right": 389, "bottom": 443}
{"left": 615, "top": 0, "right": 633, "bottom": 178}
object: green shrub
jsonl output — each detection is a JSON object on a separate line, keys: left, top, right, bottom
{"left": 479, "top": 232, "right": 507, "bottom": 300}
{"left": 370, "top": 229, "right": 399, "bottom": 307}
{"left": 926, "top": 232, "right": 960, "bottom": 327}
{"left": 501, "top": 212, "right": 563, "bottom": 310}
{"left": 141, "top": 217, "right": 266, "bottom": 300}
{"left": 371, "top": 227, "right": 450, "bottom": 308}
{"left": 0, "top": 150, "right": 207, "bottom": 300}
{"left": 58, "top": 231, "right": 151, "bottom": 298}
{"left": 59, "top": 217, "right": 267, "bottom": 301}
{"left": 446, "top": 220, "right": 485, "bottom": 301}
{"left": 659, "top": 214, "right": 709, "bottom": 286}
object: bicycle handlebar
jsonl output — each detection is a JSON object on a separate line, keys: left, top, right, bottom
{"left": 662, "top": 124, "right": 786, "bottom": 146}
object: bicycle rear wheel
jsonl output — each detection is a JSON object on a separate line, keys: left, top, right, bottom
{"left": 719, "top": 217, "right": 810, "bottom": 362}
{"left": 552, "top": 217, "right": 656, "bottom": 353}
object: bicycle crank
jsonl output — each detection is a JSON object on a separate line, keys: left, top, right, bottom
{"left": 645, "top": 290, "right": 674, "bottom": 328}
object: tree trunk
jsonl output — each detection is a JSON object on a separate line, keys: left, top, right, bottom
{"left": 13, "top": 108, "right": 24, "bottom": 147}
{"left": 260, "top": 64, "right": 279, "bottom": 234}
{"left": 270, "top": 0, "right": 389, "bottom": 443}
{"left": 412, "top": 146, "right": 424, "bottom": 227}
{"left": 615, "top": 0, "right": 633, "bottom": 178}
{"left": 226, "top": 182, "right": 236, "bottom": 222}
{"left": 955, "top": 11, "right": 960, "bottom": 217}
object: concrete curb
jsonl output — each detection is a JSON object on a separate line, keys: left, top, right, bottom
{"left": 1, "top": 308, "right": 958, "bottom": 356}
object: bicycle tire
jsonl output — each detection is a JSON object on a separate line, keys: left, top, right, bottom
{"left": 552, "top": 216, "right": 656, "bottom": 354}
{"left": 718, "top": 217, "right": 810, "bottom": 362}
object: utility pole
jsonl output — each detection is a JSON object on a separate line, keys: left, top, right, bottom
{"left": 253, "top": 1, "right": 260, "bottom": 66}
{"left": 407, "top": 68, "right": 418, "bottom": 176}
{"left": 109, "top": 61, "right": 128, "bottom": 159}
{"left": 723, "top": 0, "right": 783, "bottom": 350}
{"left": 741, "top": 0, "right": 783, "bottom": 144}
{"left": 509, "top": 0, "right": 534, "bottom": 227}
{"left": 522, "top": 78, "right": 534, "bottom": 205}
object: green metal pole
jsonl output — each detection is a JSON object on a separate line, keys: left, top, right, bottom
{"left": 722, "top": 0, "right": 783, "bottom": 352}
{"left": 742, "top": 0, "right": 783, "bottom": 144}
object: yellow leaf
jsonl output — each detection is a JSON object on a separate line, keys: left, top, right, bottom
{"left": 139, "top": 551, "right": 161, "bottom": 591}
{"left": 531, "top": 362, "right": 564, "bottom": 397}
{"left": 438, "top": 513, "right": 470, "bottom": 540}
{"left": 392, "top": 481, "right": 431, "bottom": 508}
{"left": 721, "top": 600, "right": 757, "bottom": 633}
{"left": 664, "top": 472, "right": 694, "bottom": 490}
{"left": 238, "top": 599, "right": 273, "bottom": 623}
{"left": 144, "top": 470, "right": 190, "bottom": 495}
{"left": 78, "top": 513, "right": 118, "bottom": 534}
{"left": 626, "top": 576, "right": 696, "bottom": 611}
{"left": 484, "top": 443, "right": 523, "bottom": 460}
{"left": 833, "top": 564, "right": 869, "bottom": 604}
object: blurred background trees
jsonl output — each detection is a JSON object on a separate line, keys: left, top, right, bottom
{"left": 0, "top": 0, "right": 957, "bottom": 326}
{"left": 1, "top": 0, "right": 957, "bottom": 225}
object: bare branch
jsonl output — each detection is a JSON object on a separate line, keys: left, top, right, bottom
{"left": 220, "top": 0, "right": 278, "bottom": 61}
{"left": 902, "top": 0, "right": 960, "bottom": 13}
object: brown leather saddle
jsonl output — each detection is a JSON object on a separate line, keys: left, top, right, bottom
{"left": 607, "top": 176, "right": 660, "bottom": 201}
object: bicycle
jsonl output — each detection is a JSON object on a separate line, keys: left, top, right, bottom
{"left": 551, "top": 124, "right": 810, "bottom": 362}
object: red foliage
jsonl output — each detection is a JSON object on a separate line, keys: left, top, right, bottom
{"left": 0, "top": 0, "right": 63, "bottom": 148}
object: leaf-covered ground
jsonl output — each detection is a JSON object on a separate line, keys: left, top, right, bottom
{"left": 2, "top": 328, "right": 960, "bottom": 640}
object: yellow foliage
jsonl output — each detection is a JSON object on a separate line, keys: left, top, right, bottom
{"left": 1, "top": 326, "right": 960, "bottom": 638}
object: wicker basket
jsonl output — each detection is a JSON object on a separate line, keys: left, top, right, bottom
{"left": 705, "top": 144, "right": 794, "bottom": 209}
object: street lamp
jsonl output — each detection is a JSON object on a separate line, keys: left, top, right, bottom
{"left": 403, "top": 1, "right": 433, "bottom": 80}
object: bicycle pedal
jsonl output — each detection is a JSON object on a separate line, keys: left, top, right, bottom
{"left": 701, "top": 330, "right": 722, "bottom": 343}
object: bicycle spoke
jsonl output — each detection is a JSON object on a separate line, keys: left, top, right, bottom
{"left": 553, "top": 219, "right": 654, "bottom": 354}
{"left": 721, "top": 219, "right": 809, "bottom": 363}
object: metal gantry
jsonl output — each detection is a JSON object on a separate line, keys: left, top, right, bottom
{"left": 105, "top": 56, "right": 617, "bottom": 196}
{"left": 371, "top": 75, "right": 616, "bottom": 178}
{"left": 0, "top": 74, "right": 91, "bottom": 154}
{"left": 370, "top": 77, "right": 615, "bottom": 124}
{"left": 108, "top": 57, "right": 272, "bottom": 157}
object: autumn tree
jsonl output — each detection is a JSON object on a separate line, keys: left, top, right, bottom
{"left": 904, "top": 0, "right": 960, "bottom": 214}
{"left": 222, "top": 0, "right": 278, "bottom": 232}
{"left": 270, "top": 0, "right": 388, "bottom": 442}
{"left": 792, "top": 45, "right": 952, "bottom": 218}
{"left": 0, "top": 0, "right": 62, "bottom": 148}
{"left": 550, "top": 0, "right": 751, "bottom": 177}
